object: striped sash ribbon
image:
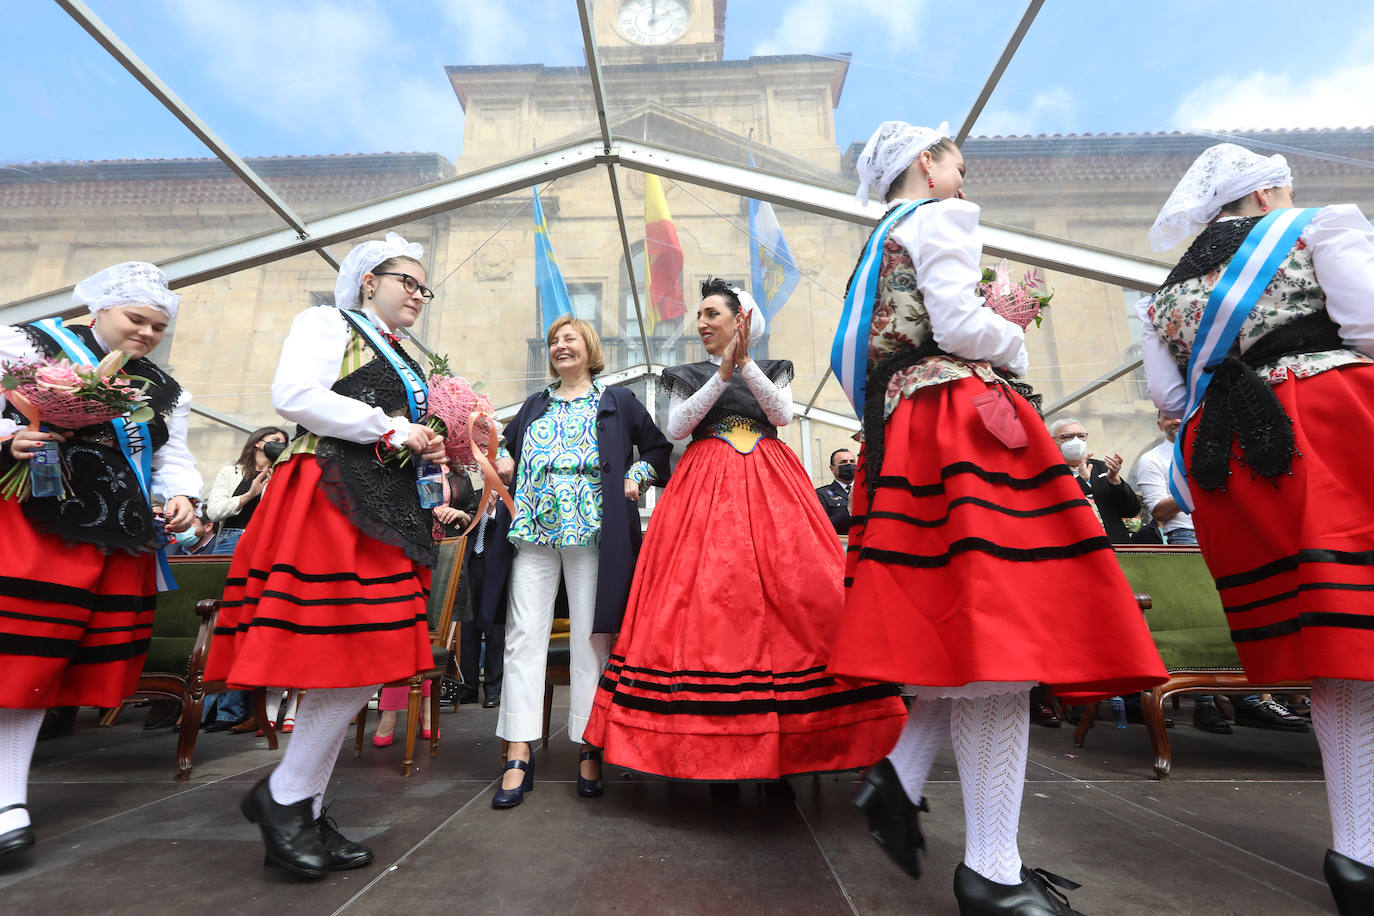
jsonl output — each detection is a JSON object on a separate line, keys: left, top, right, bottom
{"left": 830, "top": 198, "right": 933, "bottom": 417}
{"left": 31, "top": 317, "right": 179, "bottom": 591}
{"left": 336, "top": 309, "right": 428, "bottom": 422}
{"left": 1167, "top": 207, "right": 1319, "bottom": 512}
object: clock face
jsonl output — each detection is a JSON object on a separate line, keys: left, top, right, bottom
{"left": 617, "top": 0, "right": 690, "bottom": 46}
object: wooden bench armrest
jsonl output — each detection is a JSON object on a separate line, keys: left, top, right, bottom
{"left": 1135, "top": 593, "right": 1152, "bottom": 610}
{"left": 195, "top": 597, "right": 221, "bottom": 619}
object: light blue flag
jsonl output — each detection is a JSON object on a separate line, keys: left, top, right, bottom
{"left": 747, "top": 154, "right": 801, "bottom": 325}
{"left": 533, "top": 186, "right": 573, "bottom": 333}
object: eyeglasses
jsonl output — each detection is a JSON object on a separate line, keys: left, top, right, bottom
{"left": 1054, "top": 432, "right": 1088, "bottom": 442}
{"left": 374, "top": 272, "right": 435, "bottom": 301}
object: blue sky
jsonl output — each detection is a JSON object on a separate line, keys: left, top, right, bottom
{"left": 4, "top": 0, "right": 1373, "bottom": 167}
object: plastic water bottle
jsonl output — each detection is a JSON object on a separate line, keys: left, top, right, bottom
{"left": 415, "top": 462, "right": 444, "bottom": 509}
{"left": 29, "top": 430, "right": 63, "bottom": 498}
{"left": 1110, "top": 696, "right": 1128, "bottom": 729}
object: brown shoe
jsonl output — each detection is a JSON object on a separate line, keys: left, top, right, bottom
{"left": 229, "top": 715, "right": 259, "bottom": 734}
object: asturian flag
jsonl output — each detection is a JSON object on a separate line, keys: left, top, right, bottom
{"left": 533, "top": 186, "right": 573, "bottom": 333}
{"left": 748, "top": 154, "right": 801, "bottom": 324}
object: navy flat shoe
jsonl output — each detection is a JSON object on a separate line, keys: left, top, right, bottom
{"left": 0, "top": 804, "right": 35, "bottom": 859}
{"left": 492, "top": 754, "right": 536, "bottom": 809}
{"left": 577, "top": 749, "right": 604, "bottom": 798}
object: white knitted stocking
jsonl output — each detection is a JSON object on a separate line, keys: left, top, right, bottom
{"left": 268, "top": 685, "right": 378, "bottom": 818}
{"left": 951, "top": 691, "right": 1029, "bottom": 885}
{"left": 887, "top": 696, "right": 951, "bottom": 803}
{"left": 1311, "top": 678, "right": 1374, "bottom": 867}
{"left": 0, "top": 709, "right": 45, "bottom": 833}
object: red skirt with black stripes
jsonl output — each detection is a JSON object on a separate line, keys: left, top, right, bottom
{"left": 0, "top": 498, "right": 157, "bottom": 708}
{"left": 1186, "top": 364, "right": 1374, "bottom": 682}
{"left": 583, "top": 435, "right": 907, "bottom": 781}
{"left": 203, "top": 454, "right": 432, "bottom": 689}
{"left": 828, "top": 376, "right": 1165, "bottom": 698}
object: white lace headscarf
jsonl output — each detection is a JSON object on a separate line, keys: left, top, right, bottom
{"left": 731, "top": 286, "right": 767, "bottom": 345}
{"left": 855, "top": 120, "right": 951, "bottom": 205}
{"left": 1149, "top": 143, "right": 1292, "bottom": 252}
{"left": 72, "top": 262, "right": 181, "bottom": 318}
{"left": 334, "top": 231, "right": 425, "bottom": 311}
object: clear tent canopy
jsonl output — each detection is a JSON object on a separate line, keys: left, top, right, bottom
{"left": 2, "top": 0, "right": 1372, "bottom": 483}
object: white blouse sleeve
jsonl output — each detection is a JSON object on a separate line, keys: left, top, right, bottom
{"left": 889, "top": 198, "right": 1028, "bottom": 377}
{"left": 1136, "top": 295, "right": 1187, "bottom": 417}
{"left": 0, "top": 325, "right": 44, "bottom": 439}
{"left": 204, "top": 464, "right": 243, "bottom": 522}
{"left": 151, "top": 387, "right": 203, "bottom": 500}
{"left": 666, "top": 372, "right": 728, "bottom": 440}
{"left": 739, "top": 360, "right": 794, "bottom": 427}
{"left": 1306, "top": 204, "right": 1374, "bottom": 358}
{"left": 270, "top": 306, "right": 411, "bottom": 446}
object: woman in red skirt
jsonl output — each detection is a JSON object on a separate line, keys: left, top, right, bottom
{"left": 204, "top": 232, "right": 447, "bottom": 879}
{"left": 583, "top": 279, "right": 907, "bottom": 797}
{"left": 0, "top": 262, "right": 201, "bottom": 861}
{"left": 1141, "top": 143, "right": 1374, "bottom": 915}
{"left": 827, "top": 122, "right": 1165, "bottom": 915}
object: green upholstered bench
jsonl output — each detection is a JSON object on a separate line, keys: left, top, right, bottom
{"left": 1074, "top": 546, "right": 1311, "bottom": 778}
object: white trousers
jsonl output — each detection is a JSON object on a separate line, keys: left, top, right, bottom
{"left": 497, "top": 542, "right": 610, "bottom": 745}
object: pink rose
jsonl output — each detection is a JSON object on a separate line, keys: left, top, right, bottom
{"left": 33, "top": 361, "right": 85, "bottom": 393}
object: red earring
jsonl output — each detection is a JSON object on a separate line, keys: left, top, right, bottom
{"left": 1261, "top": 204, "right": 1270, "bottom": 212}
{"left": 927, "top": 174, "right": 935, "bottom": 189}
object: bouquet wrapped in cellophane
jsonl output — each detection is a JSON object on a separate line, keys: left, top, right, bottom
{"left": 1, "top": 350, "right": 153, "bottom": 500}
{"left": 978, "top": 259, "right": 1053, "bottom": 329}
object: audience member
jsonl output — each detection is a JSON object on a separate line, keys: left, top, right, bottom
{"left": 461, "top": 495, "right": 507, "bottom": 708}
{"left": 816, "top": 448, "right": 857, "bottom": 534}
{"left": 1049, "top": 417, "right": 1140, "bottom": 544}
{"left": 1133, "top": 411, "right": 1197, "bottom": 546}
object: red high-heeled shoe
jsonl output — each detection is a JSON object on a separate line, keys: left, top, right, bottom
{"left": 420, "top": 727, "right": 439, "bottom": 740}
{"left": 371, "top": 732, "right": 394, "bottom": 748}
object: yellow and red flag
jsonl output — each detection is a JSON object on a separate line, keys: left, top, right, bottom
{"left": 644, "top": 173, "right": 684, "bottom": 332}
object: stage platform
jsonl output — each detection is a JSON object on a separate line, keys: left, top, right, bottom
{"left": 0, "top": 693, "right": 1337, "bottom": 914}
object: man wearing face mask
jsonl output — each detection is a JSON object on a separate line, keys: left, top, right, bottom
{"left": 816, "top": 448, "right": 858, "bottom": 534}
{"left": 164, "top": 509, "right": 219, "bottom": 556}
{"left": 1049, "top": 418, "right": 1140, "bottom": 545}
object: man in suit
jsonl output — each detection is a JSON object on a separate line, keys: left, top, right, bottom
{"left": 816, "top": 448, "right": 857, "bottom": 535}
{"left": 1049, "top": 418, "right": 1140, "bottom": 545}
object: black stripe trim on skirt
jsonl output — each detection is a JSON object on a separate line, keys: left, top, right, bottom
{"left": 603, "top": 681, "right": 901, "bottom": 716}
{"left": 0, "top": 576, "right": 153, "bottom": 613}
{"left": 608, "top": 674, "right": 847, "bottom": 696}
{"left": 84, "top": 623, "right": 155, "bottom": 635}
{"left": 607, "top": 659, "right": 828, "bottom": 681}
{"left": 1216, "top": 549, "right": 1374, "bottom": 591}
{"left": 0, "top": 608, "right": 90, "bottom": 629}
{"left": 0, "top": 632, "right": 150, "bottom": 662}
{"left": 864, "top": 496, "right": 1089, "bottom": 529}
{"left": 1223, "top": 581, "right": 1374, "bottom": 614}
{"left": 220, "top": 588, "right": 426, "bottom": 610}
{"left": 857, "top": 535, "right": 1111, "bottom": 568}
{"left": 244, "top": 564, "right": 420, "bottom": 586}
{"left": 873, "top": 461, "right": 1072, "bottom": 497}
{"left": 213, "top": 612, "right": 427, "bottom": 637}
{"left": 1230, "top": 611, "right": 1374, "bottom": 643}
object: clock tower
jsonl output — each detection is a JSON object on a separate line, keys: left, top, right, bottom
{"left": 592, "top": 0, "right": 726, "bottom": 64}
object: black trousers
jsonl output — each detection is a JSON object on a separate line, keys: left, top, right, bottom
{"left": 459, "top": 550, "right": 505, "bottom": 695}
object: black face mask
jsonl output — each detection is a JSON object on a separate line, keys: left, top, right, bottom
{"left": 262, "top": 440, "right": 286, "bottom": 462}
{"left": 835, "top": 464, "right": 856, "bottom": 483}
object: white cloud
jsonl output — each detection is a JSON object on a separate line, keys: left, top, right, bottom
{"left": 752, "top": 0, "right": 924, "bottom": 55}
{"left": 974, "top": 88, "right": 1076, "bottom": 137}
{"left": 1173, "top": 61, "right": 1374, "bottom": 131}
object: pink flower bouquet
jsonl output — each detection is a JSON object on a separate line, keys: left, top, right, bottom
{"left": 978, "top": 259, "right": 1053, "bottom": 329}
{"left": 383, "top": 353, "right": 494, "bottom": 470}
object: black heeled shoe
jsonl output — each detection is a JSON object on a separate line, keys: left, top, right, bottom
{"left": 953, "top": 863, "right": 1084, "bottom": 916}
{"left": 577, "top": 750, "right": 604, "bottom": 798}
{"left": 316, "top": 806, "right": 373, "bottom": 871}
{"left": 239, "top": 777, "right": 329, "bottom": 878}
{"left": 1325, "top": 848, "right": 1374, "bottom": 915}
{"left": 0, "top": 804, "right": 36, "bottom": 859}
{"left": 492, "top": 754, "right": 536, "bottom": 809}
{"left": 853, "top": 757, "right": 927, "bottom": 879}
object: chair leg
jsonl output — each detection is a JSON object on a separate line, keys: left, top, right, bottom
{"left": 177, "top": 683, "right": 209, "bottom": 782}
{"left": 542, "top": 682, "right": 554, "bottom": 751}
{"left": 1143, "top": 687, "right": 1174, "bottom": 779}
{"left": 254, "top": 687, "right": 277, "bottom": 750}
{"left": 1073, "top": 701, "right": 1099, "bottom": 748}
{"left": 98, "top": 705, "right": 122, "bottom": 727}
{"left": 403, "top": 679, "right": 422, "bottom": 777}
{"left": 354, "top": 704, "right": 367, "bottom": 758}
{"left": 429, "top": 676, "right": 442, "bottom": 759}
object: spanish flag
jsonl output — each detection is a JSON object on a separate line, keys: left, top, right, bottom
{"left": 644, "top": 173, "right": 684, "bottom": 334}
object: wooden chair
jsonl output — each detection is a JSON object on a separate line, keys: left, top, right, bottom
{"left": 354, "top": 535, "right": 467, "bottom": 776}
{"left": 1073, "top": 546, "right": 1312, "bottom": 779}
{"left": 97, "top": 556, "right": 279, "bottom": 781}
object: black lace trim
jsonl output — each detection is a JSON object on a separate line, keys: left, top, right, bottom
{"left": 1160, "top": 216, "right": 1264, "bottom": 289}
{"left": 1189, "top": 310, "right": 1344, "bottom": 492}
{"left": 657, "top": 359, "right": 794, "bottom": 437}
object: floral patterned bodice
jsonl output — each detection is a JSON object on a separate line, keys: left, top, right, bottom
{"left": 1150, "top": 234, "right": 1371, "bottom": 383}
{"left": 869, "top": 238, "right": 1000, "bottom": 417}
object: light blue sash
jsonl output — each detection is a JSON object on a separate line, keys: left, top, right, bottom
{"left": 830, "top": 199, "right": 934, "bottom": 417}
{"left": 31, "top": 318, "right": 178, "bottom": 591}
{"left": 1167, "top": 207, "right": 1320, "bottom": 512}
{"left": 336, "top": 309, "right": 428, "bottom": 422}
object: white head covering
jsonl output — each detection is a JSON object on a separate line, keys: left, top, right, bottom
{"left": 72, "top": 261, "right": 181, "bottom": 318}
{"left": 1149, "top": 143, "right": 1292, "bottom": 252}
{"left": 334, "top": 231, "right": 425, "bottom": 311}
{"left": 855, "top": 120, "right": 951, "bottom": 205}
{"left": 731, "top": 286, "right": 767, "bottom": 345}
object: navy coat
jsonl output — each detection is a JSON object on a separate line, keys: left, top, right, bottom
{"left": 475, "top": 385, "right": 672, "bottom": 635}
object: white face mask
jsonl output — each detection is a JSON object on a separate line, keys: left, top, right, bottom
{"left": 1059, "top": 438, "right": 1088, "bottom": 463}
